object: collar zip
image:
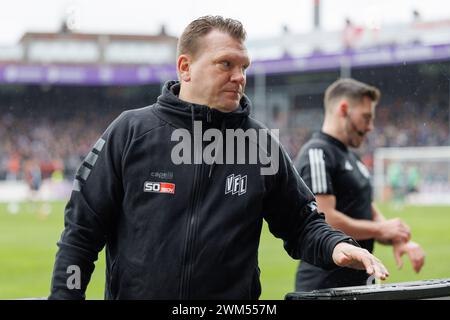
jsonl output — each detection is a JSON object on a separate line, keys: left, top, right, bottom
{"left": 206, "top": 109, "right": 212, "bottom": 123}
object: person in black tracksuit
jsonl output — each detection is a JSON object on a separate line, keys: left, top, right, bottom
{"left": 49, "top": 17, "right": 388, "bottom": 300}
{"left": 295, "top": 78, "right": 425, "bottom": 292}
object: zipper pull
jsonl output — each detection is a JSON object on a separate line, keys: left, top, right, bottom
{"left": 207, "top": 109, "right": 212, "bottom": 123}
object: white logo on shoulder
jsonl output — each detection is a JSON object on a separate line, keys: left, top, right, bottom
{"left": 344, "top": 160, "right": 354, "bottom": 171}
{"left": 225, "top": 174, "right": 247, "bottom": 196}
{"left": 356, "top": 160, "right": 370, "bottom": 178}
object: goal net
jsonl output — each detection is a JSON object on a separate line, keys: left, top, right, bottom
{"left": 373, "top": 146, "right": 450, "bottom": 205}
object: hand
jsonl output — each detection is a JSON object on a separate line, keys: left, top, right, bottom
{"left": 332, "top": 242, "right": 389, "bottom": 280}
{"left": 376, "top": 218, "right": 411, "bottom": 243}
{"left": 393, "top": 241, "right": 425, "bottom": 273}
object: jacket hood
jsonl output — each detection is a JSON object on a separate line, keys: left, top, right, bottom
{"left": 155, "top": 80, "right": 251, "bottom": 130}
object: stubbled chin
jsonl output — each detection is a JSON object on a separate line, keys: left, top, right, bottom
{"left": 225, "top": 104, "right": 240, "bottom": 112}
{"left": 348, "top": 136, "right": 359, "bottom": 147}
{"left": 352, "top": 139, "right": 364, "bottom": 148}
{"left": 224, "top": 98, "right": 240, "bottom": 109}
{"left": 215, "top": 102, "right": 240, "bottom": 112}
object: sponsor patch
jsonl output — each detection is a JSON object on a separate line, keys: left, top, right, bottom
{"left": 144, "top": 181, "right": 175, "bottom": 194}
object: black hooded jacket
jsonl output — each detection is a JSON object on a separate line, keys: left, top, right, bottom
{"left": 49, "top": 81, "right": 355, "bottom": 299}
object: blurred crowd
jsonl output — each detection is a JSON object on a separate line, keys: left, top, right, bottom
{"left": 279, "top": 95, "right": 450, "bottom": 169}
{"left": 1, "top": 95, "right": 449, "bottom": 182}
{"left": 0, "top": 108, "right": 119, "bottom": 182}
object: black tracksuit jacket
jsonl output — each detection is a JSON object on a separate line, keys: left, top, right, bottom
{"left": 49, "top": 81, "right": 355, "bottom": 299}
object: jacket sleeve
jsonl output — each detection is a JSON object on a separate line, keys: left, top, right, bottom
{"left": 48, "top": 113, "right": 129, "bottom": 299}
{"left": 263, "top": 142, "right": 358, "bottom": 270}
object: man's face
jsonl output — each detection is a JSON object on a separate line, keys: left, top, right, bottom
{"left": 345, "top": 96, "right": 376, "bottom": 148}
{"left": 180, "top": 30, "right": 250, "bottom": 112}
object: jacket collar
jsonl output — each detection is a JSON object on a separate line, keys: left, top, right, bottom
{"left": 315, "top": 131, "right": 349, "bottom": 152}
{"left": 154, "top": 80, "right": 251, "bottom": 130}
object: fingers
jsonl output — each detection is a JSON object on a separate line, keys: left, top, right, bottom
{"left": 400, "top": 222, "right": 411, "bottom": 241}
{"left": 393, "top": 231, "right": 410, "bottom": 243}
{"left": 408, "top": 248, "right": 425, "bottom": 273}
{"left": 394, "top": 249, "right": 403, "bottom": 270}
{"left": 359, "top": 250, "right": 389, "bottom": 280}
{"left": 412, "top": 258, "right": 424, "bottom": 273}
{"left": 394, "top": 242, "right": 425, "bottom": 273}
{"left": 371, "top": 256, "right": 389, "bottom": 280}
{"left": 382, "top": 218, "right": 412, "bottom": 243}
{"left": 361, "top": 254, "right": 374, "bottom": 275}
{"left": 396, "top": 220, "right": 411, "bottom": 242}
{"left": 362, "top": 257, "right": 375, "bottom": 276}
{"left": 402, "top": 230, "right": 411, "bottom": 242}
{"left": 333, "top": 244, "right": 389, "bottom": 280}
{"left": 399, "top": 220, "right": 411, "bottom": 235}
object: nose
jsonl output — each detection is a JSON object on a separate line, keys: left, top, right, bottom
{"left": 230, "top": 67, "right": 246, "bottom": 86}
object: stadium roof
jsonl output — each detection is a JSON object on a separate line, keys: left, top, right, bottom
{"left": 19, "top": 31, "right": 177, "bottom": 43}
{"left": 2, "top": 18, "right": 450, "bottom": 85}
{"left": 1, "top": 42, "right": 450, "bottom": 86}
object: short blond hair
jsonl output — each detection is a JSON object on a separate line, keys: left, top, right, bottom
{"left": 177, "top": 15, "right": 247, "bottom": 58}
{"left": 324, "top": 78, "right": 381, "bottom": 112}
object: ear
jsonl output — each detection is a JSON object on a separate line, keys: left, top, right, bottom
{"left": 338, "top": 99, "right": 349, "bottom": 117}
{"left": 177, "top": 54, "right": 191, "bottom": 82}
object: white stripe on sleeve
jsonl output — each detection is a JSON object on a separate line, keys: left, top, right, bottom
{"left": 318, "top": 149, "right": 327, "bottom": 193}
{"left": 308, "top": 148, "right": 327, "bottom": 193}
{"left": 308, "top": 149, "right": 318, "bottom": 193}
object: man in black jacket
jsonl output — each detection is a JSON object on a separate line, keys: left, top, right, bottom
{"left": 49, "top": 16, "right": 388, "bottom": 300}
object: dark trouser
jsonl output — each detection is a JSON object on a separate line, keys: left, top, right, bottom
{"left": 296, "top": 261, "right": 370, "bottom": 292}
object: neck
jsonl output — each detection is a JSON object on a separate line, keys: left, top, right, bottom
{"left": 178, "top": 85, "right": 199, "bottom": 106}
{"left": 322, "top": 119, "right": 348, "bottom": 146}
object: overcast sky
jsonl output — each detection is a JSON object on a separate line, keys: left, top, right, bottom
{"left": 1, "top": 0, "right": 450, "bottom": 45}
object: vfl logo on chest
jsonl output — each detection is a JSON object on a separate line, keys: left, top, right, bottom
{"left": 225, "top": 174, "right": 247, "bottom": 196}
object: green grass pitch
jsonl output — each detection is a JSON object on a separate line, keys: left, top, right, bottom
{"left": 0, "top": 201, "right": 449, "bottom": 299}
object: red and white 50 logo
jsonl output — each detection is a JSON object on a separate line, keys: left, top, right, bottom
{"left": 143, "top": 181, "right": 175, "bottom": 194}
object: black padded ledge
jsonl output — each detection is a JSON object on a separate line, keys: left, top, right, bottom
{"left": 285, "top": 278, "right": 450, "bottom": 300}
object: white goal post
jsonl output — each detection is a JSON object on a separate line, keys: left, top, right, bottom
{"left": 374, "top": 146, "right": 450, "bottom": 205}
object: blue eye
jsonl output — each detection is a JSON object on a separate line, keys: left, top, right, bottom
{"left": 221, "top": 61, "right": 231, "bottom": 68}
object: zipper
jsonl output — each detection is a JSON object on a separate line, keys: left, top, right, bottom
{"left": 179, "top": 138, "right": 206, "bottom": 299}
{"left": 179, "top": 108, "right": 212, "bottom": 299}
{"left": 109, "top": 257, "right": 118, "bottom": 299}
{"left": 207, "top": 109, "right": 212, "bottom": 123}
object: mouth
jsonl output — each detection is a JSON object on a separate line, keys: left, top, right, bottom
{"left": 224, "top": 90, "right": 241, "bottom": 97}
{"left": 224, "top": 87, "right": 242, "bottom": 93}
